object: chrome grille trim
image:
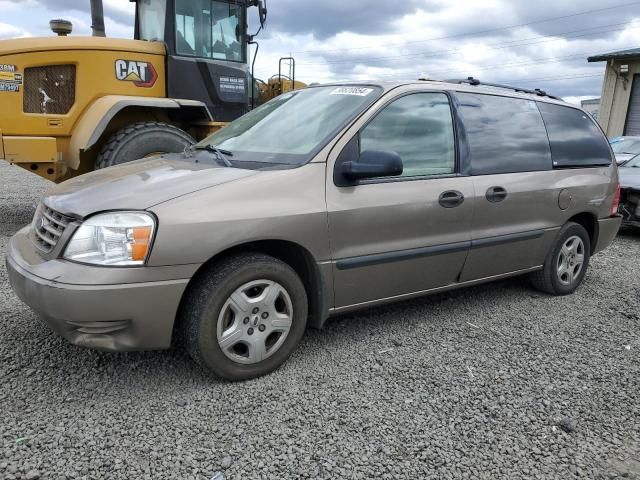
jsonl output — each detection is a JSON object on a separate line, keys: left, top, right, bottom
{"left": 32, "top": 205, "right": 73, "bottom": 253}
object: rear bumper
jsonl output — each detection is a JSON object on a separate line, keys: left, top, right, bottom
{"left": 594, "top": 216, "right": 623, "bottom": 254}
{"left": 6, "top": 231, "right": 190, "bottom": 351}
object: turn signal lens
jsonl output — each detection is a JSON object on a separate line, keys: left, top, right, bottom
{"left": 131, "top": 226, "right": 153, "bottom": 262}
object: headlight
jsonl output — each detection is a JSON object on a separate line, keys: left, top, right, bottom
{"left": 64, "top": 212, "right": 155, "bottom": 266}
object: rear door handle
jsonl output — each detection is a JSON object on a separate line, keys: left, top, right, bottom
{"left": 439, "top": 190, "right": 465, "bottom": 208}
{"left": 486, "top": 186, "right": 508, "bottom": 203}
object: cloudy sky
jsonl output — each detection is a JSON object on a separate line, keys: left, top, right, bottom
{"left": 1, "top": 0, "right": 640, "bottom": 104}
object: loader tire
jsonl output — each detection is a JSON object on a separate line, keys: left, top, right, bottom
{"left": 95, "top": 121, "right": 195, "bottom": 169}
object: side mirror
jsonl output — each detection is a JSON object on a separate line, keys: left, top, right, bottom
{"left": 342, "top": 150, "right": 403, "bottom": 180}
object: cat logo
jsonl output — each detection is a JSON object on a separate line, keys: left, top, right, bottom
{"left": 114, "top": 60, "right": 158, "bottom": 88}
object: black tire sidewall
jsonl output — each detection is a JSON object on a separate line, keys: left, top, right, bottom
{"left": 97, "top": 123, "right": 194, "bottom": 168}
{"left": 548, "top": 223, "right": 591, "bottom": 295}
{"left": 191, "top": 257, "right": 308, "bottom": 381}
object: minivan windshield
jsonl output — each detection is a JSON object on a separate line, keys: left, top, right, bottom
{"left": 611, "top": 138, "right": 640, "bottom": 155}
{"left": 198, "top": 85, "right": 382, "bottom": 165}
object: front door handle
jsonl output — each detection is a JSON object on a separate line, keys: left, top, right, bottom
{"left": 439, "top": 190, "right": 465, "bottom": 208}
{"left": 486, "top": 186, "right": 508, "bottom": 203}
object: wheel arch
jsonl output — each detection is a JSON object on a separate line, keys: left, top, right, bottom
{"left": 176, "top": 240, "right": 330, "bottom": 335}
{"left": 69, "top": 95, "right": 211, "bottom": 171}
{"left": 567, "top": 211, "right": 599, "bottom": 254}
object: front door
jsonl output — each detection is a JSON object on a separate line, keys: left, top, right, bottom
{"left": 326, "top": 91, "right": 474, "bottom": 308}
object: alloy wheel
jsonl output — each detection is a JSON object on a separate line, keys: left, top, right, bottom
{"left": 556, "top": 235, "right": 585, "bottom": 286}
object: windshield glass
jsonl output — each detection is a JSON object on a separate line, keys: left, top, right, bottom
{"left": 199, "top": 86, "right": 382, "bottom": 165}
{"left": 175, "top": 0, "right": 245, "bottom": 62}
{"left": 611, "top": 138, "right": 640, "bottom": 154}
{"left": 138, "top": 0, "right": 167, "bottom": 41}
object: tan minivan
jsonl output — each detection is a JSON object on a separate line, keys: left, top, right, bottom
{"left": 6, "top": 80, "right": 622, "bottom": 380}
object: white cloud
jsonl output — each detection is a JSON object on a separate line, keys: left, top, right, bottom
{"left": 0, "top": 0, "right": 638, "bottom": 97}
{"left": 0, "top": 22, "right": 30, "bottom": 39}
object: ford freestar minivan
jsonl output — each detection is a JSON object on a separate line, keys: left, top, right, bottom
{"left": 6, "top": 80, "right": 622, "bottom": 380}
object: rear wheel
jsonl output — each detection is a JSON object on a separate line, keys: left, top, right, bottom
{"left": 95, "top": 121, "right": 194, "bottom": 169}
{"left": 529, "top": 222, "right": 591, "bottom": 295}
{"left": 181, "top": 253, "right": 308, "bottom": 381}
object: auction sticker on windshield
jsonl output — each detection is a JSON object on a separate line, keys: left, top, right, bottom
{"left": 330, "top": 87, "right": 374, "bottom": 96}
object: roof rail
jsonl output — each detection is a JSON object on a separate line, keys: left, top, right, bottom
{"left": 445, "top": 77, "right": 562, "bottom": 100}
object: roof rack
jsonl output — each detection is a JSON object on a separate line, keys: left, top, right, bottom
{"left": 444, "top": 77, "right": 562, "bottom": 100}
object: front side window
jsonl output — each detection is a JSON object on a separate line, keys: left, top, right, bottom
{"left": 175, "top": 0, "right": 244, "bottom": 62}
{"left": 138, "top": 0, "right": 167, "bottom": 41}
{"left": 360, "top": 92, "right": 456, "bottom": 177}
{"left": 537, "top": 102, "right": 612, "bottom": 168}
{"left": 200, "top": 85, "right": 382, "bottom": 165}
{"left": 456, "top": 92, "right": 552, "bottom": 175}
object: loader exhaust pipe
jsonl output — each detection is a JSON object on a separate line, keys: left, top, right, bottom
{"left": 90, "top": 0, "right": 106, "bottom": 37}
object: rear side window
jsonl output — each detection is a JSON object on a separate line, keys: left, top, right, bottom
{"left": 537, "top": 102, "right": 612, "bottom": 168}
{"left": 455, "top": 92, "right": 552, "bottom": 175}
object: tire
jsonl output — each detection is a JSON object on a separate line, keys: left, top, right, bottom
{"left": 181, "top": 253, "right": 308, "bottom": 381}
{"left": 95, "top": 121, "right": 194, "bottom": 169}
{"left": 529, "top": 222, "right": 591, "bottom": 295}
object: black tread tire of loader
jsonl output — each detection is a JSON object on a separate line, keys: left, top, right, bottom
{"left": 95, "top": 121, "right": 195, "bottom": 169}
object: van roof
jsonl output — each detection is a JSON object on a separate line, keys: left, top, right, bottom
{"left": 318, "top": 79, "right": 571, "bottom": 106}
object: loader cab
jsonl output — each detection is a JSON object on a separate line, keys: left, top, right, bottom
{"left": 133, "top": 0, "right": 252, "bottom": 121}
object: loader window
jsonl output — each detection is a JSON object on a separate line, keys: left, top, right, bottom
{"left": 175, "top": 0, "right": 245, "bottom": 62}
{"left": 138, "top": 0, "right": 167, "bottom": 41}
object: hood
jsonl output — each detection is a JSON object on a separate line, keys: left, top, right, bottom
{"left": 619, "top": 166, "right": 640, "bottom": 190}
{"left": 0, "top": 36, "right": 165, "bottom": 56}
{"left": 614, "top": 153, "right": 636, "bottom": 165}
{"left": 44, "top": 155, "right": 259, "bottom": 218}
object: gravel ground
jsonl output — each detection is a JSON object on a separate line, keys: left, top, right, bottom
{"left": 1, "top": 160, "right": 639, "bottom": 480}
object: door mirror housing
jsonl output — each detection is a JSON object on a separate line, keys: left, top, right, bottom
{"left": 342, "top": 150, "right": 403, "bottom": 180}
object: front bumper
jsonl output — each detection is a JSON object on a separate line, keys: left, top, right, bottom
{"left": 6, "top": 228, "right": 191, "bottom": 351}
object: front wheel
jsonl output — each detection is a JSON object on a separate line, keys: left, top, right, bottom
{"left": 529, "top": 222, "right": 591, "bottom": 295}
{"left": 181, "top": 253, "right": 308, "bottom": 381}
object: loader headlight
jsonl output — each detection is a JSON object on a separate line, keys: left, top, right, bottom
{"left": 64, "top": 212, "right": 156, "bottom": 266}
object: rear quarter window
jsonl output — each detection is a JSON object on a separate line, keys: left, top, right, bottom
{"left": 455, "top": 92, "right": 552, "bottom": 175}
{"left": 537, "top": 102, "right": 612, "bottom": 168}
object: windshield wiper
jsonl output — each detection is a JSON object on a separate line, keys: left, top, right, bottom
{"left": 192, "top": 144, "right": 234, "bottom": 167}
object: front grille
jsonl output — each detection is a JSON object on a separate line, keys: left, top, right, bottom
{"left": 23, "top": 65, "right": 76, "bottom": 114}
{"left": 32, "top": 205, "right": 72, "bottom": 253}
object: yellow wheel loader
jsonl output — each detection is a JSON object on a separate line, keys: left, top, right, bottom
{"left": 0, "top": 0, "right": 301, "bottom": 183}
